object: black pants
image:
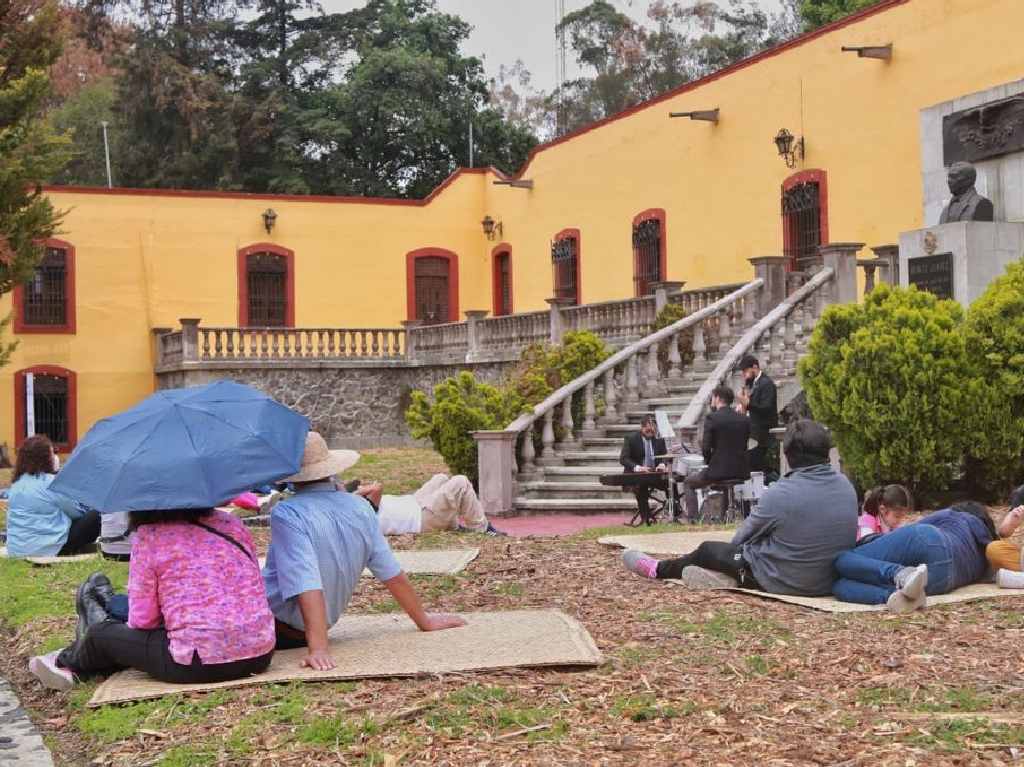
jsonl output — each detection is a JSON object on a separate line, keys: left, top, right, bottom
{"left": 58, "top": 620, "right": 273, "bottom": 684}
{"left": 274, "top": 620, "right": 308, "bottom": 651}
{"left": 683, "top": 469, "right": 713, "bottom": 519}
{"left": 655, "top": 541, "right": 762, "bottom": 589}
{"left": 59, "top": 510, "right": 100, "bottom": 555}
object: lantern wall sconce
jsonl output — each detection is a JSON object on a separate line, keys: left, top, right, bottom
{"left": 773, "top": 129, "right": 805, "bottom": 169}
{"left": 262, "top": 208, "right": 277, "bottom": 234}
{"left": 481, "top": 215, "right": 503, "bottom": 241}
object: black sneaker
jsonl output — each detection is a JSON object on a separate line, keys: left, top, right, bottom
{"left": 89, "top": 573, "right": 115, "bottom": 609}
{"left": 75, "top": 573, "right": 111, "bottom": 642}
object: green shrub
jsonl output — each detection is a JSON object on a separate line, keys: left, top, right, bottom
{"left": 405, "top": 372, "right": 522, "bottom": 483}
{"left": 652, "top": 303, "right": 694, "bottom": 369}
{"left": 509, "top": 330, "right": 610, "bottom": 408}
{"left": 961, "top": 259, "right": 1024, "bottom": 494}
{"left": 798, "top": 284, "right": 980, "bottom": 496}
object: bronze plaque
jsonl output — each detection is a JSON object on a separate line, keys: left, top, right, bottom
{"left": 943, "top": 94, "right": 1024, "bottom": 165}
{"left": 908, "top": 253, "right": 954, "bottom": 300}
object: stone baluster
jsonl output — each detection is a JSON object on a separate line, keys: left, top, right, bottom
{"left": 859, "top": 260, "right": 877, "bottom": 294}
{"left": 645, "top": 342, "right": 662, "bottom": 396}
{"left": 667, "top": 332, "right": 683, "bottom": 382}
{"left": 538, "top": 410, "right": 559, "bottom": 466}
{"left": 519, "top": 427, "right": 537, "bottom": 478}
{"left": 693, "top": 320, "right": 707, "bottom": 363}
{"left": 582, "top": 381, "right": 598, "bottom": 435}
{"left": 559, "top": 399, "right": 578, "bottom": 450}
{"left": 371, "top": 330, "right": 380, "bottom": 357}
{"left": 771, "top": 320, "right": 785, "bottom": 370}
{"left": 784, "top": 311, "right": 798, "bottom": 374}
{"left": 213, "top": 330, "right": 223, "bottom": 358}
{"left": 793, "top": 301, "right": 808, "bottom": 353}
{"left": 473, "top": 431, "right": 517, "bottom": 516}
{"left": 600, "top": 368, "right": 618, "bottom": 423}
{"left": 624, "top": 355, "right": 640, "bottom": 407}
{"left": 742, "top": 292, "right": 756, "bottom": 330}
{"left": 718, "top": 307, "right": 732, "bottom": 351}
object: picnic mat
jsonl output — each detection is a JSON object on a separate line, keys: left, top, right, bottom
{"left": 88, "top": 609, "right": 603, "bottom": 706}
{"left": 597, "top": 530, "right": 735, "bottom": 555}
{"left": 0, "top": 546, "right": 98, "bottom": 565}
{"left": 665, "top": 580, "right": 1020, "bottom": 613}
{"left": 255, "top": 548, "right": 480, "bottom": 575}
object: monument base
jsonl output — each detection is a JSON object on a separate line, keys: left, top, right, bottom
{"left": 899, "top": 222, "right": 1024, "bottom": 308}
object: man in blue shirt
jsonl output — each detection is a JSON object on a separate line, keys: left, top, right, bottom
{"left": 262, "top": 432, "right": 465, "bottom": 671}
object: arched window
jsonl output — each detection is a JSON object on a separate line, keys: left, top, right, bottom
{"left": 492, "top": 245, "right": 513, "bottom": 317}
{"left": 406, "top": 248, "right": 459, "bottom": 324}
{"left": 13, "top": 238, "right": 76, "bottom": 334}
{"left": 632, "top": 209, "right": 666, "bottom": 297}
{"left": 237, "top": 243, "right": 295, "bottom": 327}
{"left": 551, "top": 228, "right": 581, "bottom": 306}
{"left": 781, "top": 170, "right": 829, "bottom": 272}
{"left": 14, "top": 365, "right": 78, "bottom": 452}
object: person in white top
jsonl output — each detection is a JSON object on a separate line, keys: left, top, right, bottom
{"left": 353, "top": 474, "right": 505, "bottom": 537}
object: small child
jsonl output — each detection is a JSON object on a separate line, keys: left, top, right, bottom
{"left": 856, "top": 485, "right": 912, "bottom": 543}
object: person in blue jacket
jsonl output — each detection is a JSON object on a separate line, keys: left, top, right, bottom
{"left": 832, "top": 501, "right": 996, "bottom": 612}
{"left": 6, "top": 435, "right": 98, "bottom": 557}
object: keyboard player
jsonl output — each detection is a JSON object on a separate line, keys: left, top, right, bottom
{"left": 619, "top": 414, "right": 678, "bottom": 522}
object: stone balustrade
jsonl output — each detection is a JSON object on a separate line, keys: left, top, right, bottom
{"left": 473, "top": 280, "right": 765, "bottom": 514}
{"left": 200, "top": 326, "right": 407, "bottom": 360}
{"left": 562, "top": 296, "right": 656, "bottom": 343}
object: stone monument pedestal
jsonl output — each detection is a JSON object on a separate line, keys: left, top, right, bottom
{"left": 898, "top": 222, "right": 1024, "bottom": 308}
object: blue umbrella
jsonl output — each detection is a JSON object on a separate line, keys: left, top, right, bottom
{"left": 51, "top": 380, "right": 309, "bottom": 512}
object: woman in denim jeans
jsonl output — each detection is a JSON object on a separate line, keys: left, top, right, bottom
{"left": 833, "top": 502, "right": 996, "bottom": 613}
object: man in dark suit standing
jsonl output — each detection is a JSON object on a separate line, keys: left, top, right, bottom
{"left": 620, "top": 414, "right": 668, "bottom": 522}
{"left": 683, "top": 385, "right": 751, "bottom": 519}
{"left": 735, "top": 354, "right": 778, "bottom": 475}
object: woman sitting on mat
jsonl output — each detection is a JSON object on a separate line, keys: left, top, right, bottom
{"left": 833, "top": 501, "right": 996, "bottom": 613}
{"left": 27, "top": 507, "right": 275, "bottom": 691}
{"left": 857, "top": 484, "right": 912, "bottom": 542}
{"left": 6, "top": 435, "right": 99, "bottom": 558}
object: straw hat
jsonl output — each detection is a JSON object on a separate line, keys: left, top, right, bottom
{"left": 282, "top": 431, "right": 360, "bottom": 483}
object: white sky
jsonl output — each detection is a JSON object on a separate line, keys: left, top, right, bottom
{"left": 321, "top": 1, "right": 784, "bottom": 94}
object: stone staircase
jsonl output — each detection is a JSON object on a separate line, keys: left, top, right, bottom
{"left": 485, "top": 269, "right": 836, "bottom": 517}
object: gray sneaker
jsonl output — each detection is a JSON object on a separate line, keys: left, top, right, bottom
{"left": 893, "top": 564, "right": 928, "bottom": 601}
{"left": 678, "top": 566, "right": 738, "bottom": 589}
{"left": 997, "top": 568, "right": 1024, "bottom": 589}
{"left": 886, "top": 589, "right": 926, "bottom": 613}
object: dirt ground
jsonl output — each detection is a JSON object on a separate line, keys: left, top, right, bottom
{"left": 4, "top": 519, "right": 1024, "bottom": 767}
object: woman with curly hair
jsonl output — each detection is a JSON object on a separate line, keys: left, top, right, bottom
{"left": 6, "top": 435, "right": 99, "bottom": 557}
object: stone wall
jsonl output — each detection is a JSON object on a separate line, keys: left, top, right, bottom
{"left": 157, "top": 361, "right": 517, "bottom": 448}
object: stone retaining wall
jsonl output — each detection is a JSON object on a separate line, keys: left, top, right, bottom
{"left": 157, "top": 361, "right": 517, "bottom": 448}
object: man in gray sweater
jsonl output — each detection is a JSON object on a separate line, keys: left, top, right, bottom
{"left": 622, "top": 419, "right": 857, "bottom": 595}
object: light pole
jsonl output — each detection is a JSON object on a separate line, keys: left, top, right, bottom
{"left": 101, "top": 120, "right": 113, "bottom": 188}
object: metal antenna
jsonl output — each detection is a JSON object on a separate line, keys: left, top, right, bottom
{"left": 555, "top": 0, "right": 567, "bottom": 135}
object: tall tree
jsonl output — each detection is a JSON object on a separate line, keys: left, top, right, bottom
{"left": 0, "top": 0, "right": 72, "bottom": 366}
{"left": 800, "top": 0, "right": 879, "bottom": 29}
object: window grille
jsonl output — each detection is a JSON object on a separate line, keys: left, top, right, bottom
{"left": 29, "top": 374, "right": 69, "bottom": 445}
{"left": 23, "top": 248, "right": 67, "bottom": 326}
{"left": 551, "top": 236, "right": 579, "bottom": 305}
{"left": 632, "top": 218, "right": 662, "bottom": 296}
{"left": 782, "top": 182, "right": 822, "bottom": 272}
{"left": 246, "top": 253, "right": 288, "bottom": 326}
{"left": 414, "top": 256, "right": 450, "bottom": 325}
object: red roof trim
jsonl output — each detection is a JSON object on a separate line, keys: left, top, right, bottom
{"left": 41, "top": 166, "right": 505, "bottom": 207}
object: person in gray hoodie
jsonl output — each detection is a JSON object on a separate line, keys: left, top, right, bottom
{"left": 622, "top": 419, "right": 858, "bottom": 595}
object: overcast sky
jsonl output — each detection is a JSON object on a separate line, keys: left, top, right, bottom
{"left": 321, "top": 1, "right": 784, "bottom": 94}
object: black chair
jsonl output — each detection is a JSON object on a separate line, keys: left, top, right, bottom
{"left": 699, "top": 479, "right": 746, "bottom": 525}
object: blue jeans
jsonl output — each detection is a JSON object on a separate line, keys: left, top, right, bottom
{"left": 833, "top": 524, "right": 954, "bottom": 605}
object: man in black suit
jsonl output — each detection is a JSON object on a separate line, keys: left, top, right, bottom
{"left": 735, "top": 354, "right": 778, "bottom": 475}
{"left": 620, "top": 414, "right": 669, "bottom": 523}
{"left": 683, "top": 385, "right": 751, "bottom": 519}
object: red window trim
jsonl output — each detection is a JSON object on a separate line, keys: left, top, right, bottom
{"left": 491, "top": 244, "right": 513, "bottom": 317}
{"left": 631, "top": 208, "right": 667, "bottom": 297}
{"left": 552, "top": 228, "right": 581, "bottom": 305}
{"left": 405, "top": 248, "right": 460, "bottom": 323}
{"left": 12, "top": 238, "right": 77, "bottom": 334}
{"left": 14, "top": 365, "right": 78, "bottom": 453}
{"left": 781, "top": 169, "right": 829, "bottom": 271}
{"left": 237, "top": 243, "right": 296, "bottom": 327}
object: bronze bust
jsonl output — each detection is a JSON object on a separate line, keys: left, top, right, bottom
{"left": 939, "top": 161, "right": 995, "bottom": 223}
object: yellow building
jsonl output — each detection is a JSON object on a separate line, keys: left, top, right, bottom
{"left": 3, "top": 0, "right": 1022, "bottom": 454}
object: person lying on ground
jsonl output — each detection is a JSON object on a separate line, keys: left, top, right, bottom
{"left": 6, "top": 435, "right": 99, "bottom": 558}
{"left": 832, "top": 501, "right": 997, "bottom": 612}
{"left": 27, "top": 507, "right": 275, "bottom": 691}
{"left": 349, "top": 474, "right": 506, "bottom": 537}
{"left": 985, "top": 484, "right": 1024, "bottom": 588}
{"left": 622, "top": 419, "right": 857, "bottom": 594}
{"left": 857, "top": 484, "right": 913, "bottom": 542}
{"left": 262, "top": 432, "right": 466, "bottom": 672}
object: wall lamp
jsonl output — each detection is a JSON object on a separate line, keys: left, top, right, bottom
{"left": 773, "top": 129, "right": 804, "bottom": 169}
{"left": 841, "top": 44, "right": 892, "bottom": 60}
{"left": 669, "top": 108, "right": 720, "bottom": 124}
{"left": 262, "top": 208, "right": 277, "bottom": 234}
{"left": 481, "top": 215, "right": 503, "bottom": 241}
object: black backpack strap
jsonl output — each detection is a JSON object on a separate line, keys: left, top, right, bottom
{"left": 191, "top": 521, "right": 256, "bottom": 565}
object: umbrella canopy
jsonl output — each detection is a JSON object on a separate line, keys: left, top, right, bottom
{"left": 51, "top": 380, "right": 309, "bottom": 512}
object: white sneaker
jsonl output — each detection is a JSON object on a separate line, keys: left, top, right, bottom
{"left": 678, "top": 566, "right": 738, "bottom": 589}
{"left": 997, "top": 568, "right": 1024, "bottom": 589}
{"left": 886, "top": 589, "right": 926, "bottom": 613}
{"left": 28, "top": 651, "right": 75, "bottom": 691}
{"left": 894, "top": 564, "right": 928, "bottom": 601}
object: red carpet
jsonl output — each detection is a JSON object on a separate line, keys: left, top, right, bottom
{"left": 493, "top": 512, "right": 633, "bottom": 537}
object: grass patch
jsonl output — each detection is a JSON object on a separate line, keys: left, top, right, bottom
{"left": 158, "top": 745, "right": 217, "bottom": 766}
{"left": 298, "top": 715, "right": 377, "bottom": 747}
{"left": 493, "top": 581, "right": 523, "bottom": 597}
{"left": 905, "top": 718, "right": 1024, "bottom": 752}
{"left": 616, "top": 644, "right": 660, "bottom": 668}
{"left": 409, "top": 574, "right": 465, "bottom": 599}
{"left": 0, "top": 557, "right": 128, "bottom": 628}
{"left": 339, "top": 448, "right": 449, "bottom": 495}
{"left": 641, "top": 608, "right": 791, "bottom": 647}
{"left": 744, "top": 654, "right": 770, "bottom": 675}
{"left": 77, "top": 700, "right": 164, "bottom": 742}
{"left": 447, "top": 684, "right": 510, "bottom": 707}
{"left": 611, "top": 693, "right": 690, "bottom": 722}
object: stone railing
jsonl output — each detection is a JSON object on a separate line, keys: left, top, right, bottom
{"left": 671, "top": 282, "right": 748, "bottom": 314}
{"left": 675, "top": 267, "right": 836, "bottom": 441}
{"left": 405, "top": 320, "right": 468, "bottom": 361}
{"left": 562, "top": 295, "right": 656, "bottom": 343}
{"left": 472, "top": 280, "right": 765, "bottom": 513}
